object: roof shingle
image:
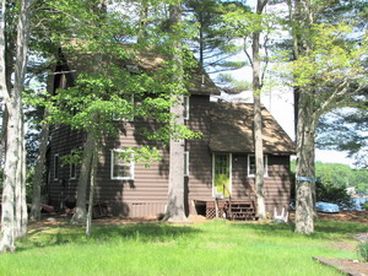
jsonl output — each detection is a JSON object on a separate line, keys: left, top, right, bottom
{"left": 209, "top": 102, "right": 295, "bottom": 154}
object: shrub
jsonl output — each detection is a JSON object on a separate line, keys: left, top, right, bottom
{"left": 363, "top": 202, "right": 368, "bottom": 211}
{"left": 357, "top": 242, "right": 368, "bottom": 262}
{"left": 315, "top": 180, "right": 353, "bottom": 209}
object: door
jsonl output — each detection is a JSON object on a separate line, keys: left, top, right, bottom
{"left": 212, "top": 153, "right": 232, "bottom": 198}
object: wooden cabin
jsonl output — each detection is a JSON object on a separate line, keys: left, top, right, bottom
{"left": 47, "top": 52, "right": 295, "bottom": 220}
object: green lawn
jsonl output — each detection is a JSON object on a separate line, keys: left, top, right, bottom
{"left": 0, "top": 219, "right": 365, "bottom": 275}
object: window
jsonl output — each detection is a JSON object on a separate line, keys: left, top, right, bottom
{"left": 247, "top": 154, "right": 268, "bottom": 177}
{"left": 184, "top": 151, "right": 189, "bottom": 177}
{"left": 112, "top": 94, "right": 135, "bottom": 121}
{"left": 54, "top": 154, "right": 59, "bottom": 181}
{"left": 70, "top": 163, "right": 76, "bottom": 180}
{"left": 111, "top": 149, "right": 134, "bottom": 180}
{"left": 183, "top": 96, "right": 190, "bottom": 120}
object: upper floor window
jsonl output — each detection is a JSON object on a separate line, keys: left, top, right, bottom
{"left": 111, "top": 149, "right": 135, "bottom": 180}
{"left": 183, "top": 96, "right": 190, "bottom": 120}
{"left": 54, "top": 154, "right": 60, "bottom": 181}
{"left": 247, "top": 154, "right": 268, "bottom": 177}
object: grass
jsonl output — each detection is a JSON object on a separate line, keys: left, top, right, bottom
{"left": 0, "top": 219, "right": 365, "bottom": 276}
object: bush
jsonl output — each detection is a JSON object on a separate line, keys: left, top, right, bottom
{"left": 316, "top": 180, "right": 353, "bottom": 209}
{"left": 357, "top": 242, "right": 368, "bottom": 262}
{"left": 363, "top": 202, "right": 368, "bottom": 211}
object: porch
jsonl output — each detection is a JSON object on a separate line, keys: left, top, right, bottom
{"left": 194, "top": 199, "right": 258, "bottom": 220}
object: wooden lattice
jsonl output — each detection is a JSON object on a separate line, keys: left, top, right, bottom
{"left": 203, "top": 200, "right": 257, "bottom": 220}
{"left": 206, "top": 207, "right": 226, "bottom": 219}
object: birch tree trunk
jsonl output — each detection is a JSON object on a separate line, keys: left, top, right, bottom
{"left": 163, "top": 4, "right": 186, "bottom": 222}
{"left": 71, "top": 132, "right": 94, "bottom": 224}
{"left": 0, "top": 0, "right": 16, "bottom": 253}
{"left": 30, "top": 111, "right": 49, "bottom": 221}
{"left": 13, "top": 0, "right": 32, "bottom": 239}
{"left": 14, "top": 113, "right": 27, "bottom": 238}
{"left": 86, "top": 142, "right": 97, "bottom": 236}
{"left": 252, "top": 0, "right": 267, "bottom": 220}
{"left": 0, "top": 111, "right": 17, "bottom": 252}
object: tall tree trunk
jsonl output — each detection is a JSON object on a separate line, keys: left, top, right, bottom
{"left": 0, "top": 107, "right": 17, "bottom": 252}
{"left": 13, "top": 0, "right": 32, "bottom": 239}
{"left": 0, "top": 0, "right": 31, "bottom": 251}
{"left": 295, "top": 92, "right": 316, "bottom": 234}
{"left": 289, "top": 0, "right": 316, "bottom": 234}
{"left": 0, "top": 0, "right": 15, "bottom": 253}
{"left": 20, "top": 127, "right": 27, "bottom": 235}
{"left": 163, "top": 3, "right": 186, "bottom": 222}
{"left": 71, "top": 132, "right": 94, "bottom": 224}
{"left": 252, "top": 0, "right": 267, "bottom": 220}
{"left": 30, "top": 110, "right": 49, "bottom": 221}
{"left": 86, "top": 142, "right": 97, "bottom": 236}
{"left": 199, "top": 12, "right": 204, "bottom": 67}
{"left": 14, "top": 113, "right": 27, "bottom": 238}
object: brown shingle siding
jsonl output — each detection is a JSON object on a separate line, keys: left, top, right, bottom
{"left": 48, "top": 95, "right": 292, "bottom": 218}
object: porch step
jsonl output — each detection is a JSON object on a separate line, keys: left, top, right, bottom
{"left": 230, "top": 203, "right": 256, "bottom": 220}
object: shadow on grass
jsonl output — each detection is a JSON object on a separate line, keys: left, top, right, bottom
{"left": 230, "top": 219, "right": 366, "bottom": 240}
{"left": 17, "top": 223, "right": 201, "bottom": 252}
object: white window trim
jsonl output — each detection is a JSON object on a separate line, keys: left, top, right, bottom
{"left": 247, "top": 154, "right": 268, "bottom": 178}
{"left": 54, "top": 154, "right": 59, "bottom": 181}
{"left": 70, "top": 163, "right": 76, "bottom": 180}
{"left": 184, "top": 151, "right": 189, "bottom": 177}
{"left": 110, "top": 149, "right": 135, "bottom": 180}
{"left": 183, "top": 95, "right": 190, "bottom": 120}
{"left": 211, "top": 153, "right": 232, "bottom": 198}
{"left": 112, "top": 95, "right": 135, "bottom": 122}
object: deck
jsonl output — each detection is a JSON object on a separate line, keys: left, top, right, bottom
{"left": 194, "top": 199, "right": 257, "bottom": 220}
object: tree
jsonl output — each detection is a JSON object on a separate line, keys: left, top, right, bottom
{"left": 0, "top": 0, "right": 32, "bottom": 252}
{"left": 224, "top": 1, "right": 273, "bottom": 219}
{"left": 185, "top": 0, "right": 245, "bottom": 75}
{"left": 163, "top": 2, "right": 187, "bottom": 222}
{"left": 287, "top": 0, "right": 368, "bottom": 234}
{"left": 29, "top": 108, "right": 49, "bottom": 221}
{"left": 251, "top": 0, "right": 269, "bottom": 220}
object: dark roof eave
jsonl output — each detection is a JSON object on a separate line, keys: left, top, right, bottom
{"left": 189, "top": 88, "right": 221, "bottom": 96}
{"left": 209, "top": 148, "right": 295, "bottom": 155}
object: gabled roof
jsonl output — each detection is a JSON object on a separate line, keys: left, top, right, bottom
{"left": 135, "top": 52, "right": 220, "bottom": 96}
{"left": 59, "top": 43, "right": 220, "bottom": 96}
{"left": 208, "top": 102, "right": 295, "bottom": 154}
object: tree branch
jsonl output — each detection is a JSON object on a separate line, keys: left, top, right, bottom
{"left": 243, "top": 37, "right": 253, "bottom": 68}
{"left": 313, "top": 80, "right": 367, "bottom": 122}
